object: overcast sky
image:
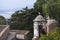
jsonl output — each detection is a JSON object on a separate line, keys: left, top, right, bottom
{"left": 0, "top": 0, "right": 36, "bottom": 19}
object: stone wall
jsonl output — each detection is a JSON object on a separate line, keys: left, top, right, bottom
{"left": 0, "top": 25, "right": 10, "bottom": 40}
{"left": 46, "top": 19, "right": 58, "bottom": 36}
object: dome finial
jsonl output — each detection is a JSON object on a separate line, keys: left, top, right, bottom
{"left": 38, "top": 12, "right": 41, "bottom": 15}
{"left": 47, "top": 16, "right": 50, "bottom": 20}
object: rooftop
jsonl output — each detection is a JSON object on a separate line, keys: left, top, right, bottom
{"left": 34, "top": 15, "right": 45, "bottom": 21}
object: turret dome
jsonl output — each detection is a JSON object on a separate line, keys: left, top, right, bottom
{"left": 34, "top": 13, "right": 45, "bottom": 22}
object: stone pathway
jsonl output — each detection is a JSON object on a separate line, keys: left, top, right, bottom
{"left": 6, "top": 32, "right": 16, "bottom": 40}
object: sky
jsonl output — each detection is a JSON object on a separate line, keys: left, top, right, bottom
{"left": 0, "top": 0, "right": 36, "bottom": 19}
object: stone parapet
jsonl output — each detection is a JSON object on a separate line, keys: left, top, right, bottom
{"left": 32, "top": 37, "right": 39, "bottom": 40}
{"left": 0, "top": 25, "right": 10, "bottom": 40}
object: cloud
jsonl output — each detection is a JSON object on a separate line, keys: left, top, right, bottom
{"left": 0, "top": 12, "right": 14, "bottom": 19}
{"left": 0, "top": 0, "right": 36, "bottom": 19}
{"left": 0, "top": 0, "right": 36, "bottom": 9}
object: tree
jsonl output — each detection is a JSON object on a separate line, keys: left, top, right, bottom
{"left": 42, "top": 0, "right": 60, "bottom": 19}
{"left": 34, "top": 0, "right": 60, "bottom": 19}
{"left": 0, "top": 16, "right": 6, "bottom": 25}
{"left": 34, "top": 0, "right": 45, "bottom": 14}
{"left": 10, "top": 7, "right": 38, "bottom": 31}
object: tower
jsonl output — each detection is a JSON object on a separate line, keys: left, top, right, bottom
{"left": 32, "top": 12, "right": 46, "bottom": 40}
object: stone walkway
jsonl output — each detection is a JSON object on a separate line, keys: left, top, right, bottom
{"left": 6, "top": 32, "right": 16, "bottom": 40}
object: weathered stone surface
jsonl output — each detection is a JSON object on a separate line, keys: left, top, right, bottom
{"left": 32, "top": 37, "right": 39, "bottom": 40}
{"left": 33, "top": 13, "right": 46, "bottom": 40}
{"left": 6, "top": 32, "right": 16, "bottom": 40}
{"left": 10, "top": 30, "right": 30, "bottom": 40}
{"left": 32, "top": 13, "right": 58, "bottom": 40}
{"left": 46, "top": 19, "right": 58, "bottom": 33}
{"left": 0, "top": 25, "right": 10, "bottom": 40}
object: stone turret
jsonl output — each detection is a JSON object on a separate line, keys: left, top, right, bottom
{"left": 32, "top": 12, "right": 46, "bottom": 40}
{"left": 32, "top": 13, "right": 58, "bottom": 40}
{"left": 34, "top": 12, "right": 45, "bottom": 22}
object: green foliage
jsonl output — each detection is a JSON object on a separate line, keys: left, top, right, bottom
{"left": 49, "top": 3, "right": 60, "bottom": 19}
{"left": 42, "top": 1, "right": 60, "bottom": 18}
{"left": 10, "top": 0, "right": 60, "bottom": 31}
{"left": 42, "top": 3, "right": 50, "bottom": 17}
{"left": 10, "top": 7, "right": 38, "bottom": 30}
{"left": 34, "top": 0, "right": 45, "bottom": 12}
{"left": 39, "top": 27, "right": 60, "bottom": 40}
{"left": 0, "top": 16, "right": 6, "bottom": 25}
{"left": 39, "top": 34, "right": 47, "bottom": 40}
{"left": 34, "top": 0, "right": 60, "bottom": 19}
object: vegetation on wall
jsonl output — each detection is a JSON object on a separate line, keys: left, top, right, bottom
{"left": 39, "top": 27, "right": 60, "bottom": 40}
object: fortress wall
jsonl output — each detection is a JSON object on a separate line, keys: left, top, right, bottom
{"left": 0, "top": 25, "right": 10, "bottom": 40}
